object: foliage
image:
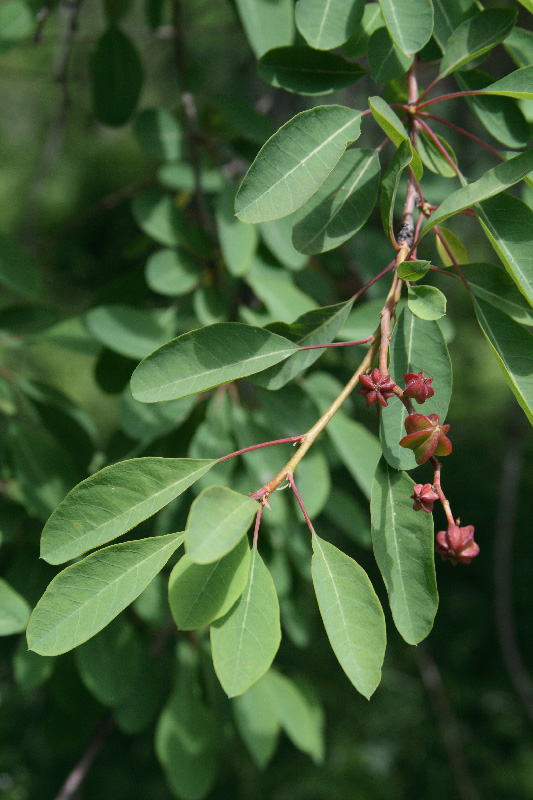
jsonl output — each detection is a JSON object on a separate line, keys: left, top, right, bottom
{"left": 1, "top": 1, "right": 533, "bottom": 798}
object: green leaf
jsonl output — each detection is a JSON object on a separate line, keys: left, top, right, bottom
{"left": 131, "top": 190, "right": 198, "bottom": 249}
{"left": 380, "top": 139, "right": 413, "bottom": 243}
{"left": 155, "top": 648, "right": 218, "bottom": 800}
{"left": 368, "top": 26, "right": 413, "bottom": 83}
{"left": 435, "top": 226, "right": 468, "bottom": 267}
{"left": 292, "top": 446, "right": 331, "bottom": 520}
{"left": 145, "top": 248, "right": 202, "bottom": 296}
{"left": 215, "top": 182, "right": 258, "bottom": 277}
{"left": 259, "top": 216, "right": 308, "bottom": 270}
{"left": 369, "top": 97, "right": 422, "bottom": 180}
{"left": 252, "top": 299, "right": 354, "bottom": 390}
{"left": 417, "top": 130, "right": 458, "bottom": 178}
{"left": 130, "top": 322, "right": 299, "bottom": 402}
{"left": 89, "top": 25, "right": 144, "bottom": 126}
{"left": 431, "top": 0, "right": 471, "bottom": 52}
{"left": 408, "top": 285, "right": 447, "bottom": 320}
{"left": 295, "top": 0, "right": 365, "bottom": 50}
{"left": 211, "top": 547, "right": 281, "bottom": 697}
{"left": 378, "top": 0, "right": 433, "bottom": 56}
{"left": 245, "top": 259, "right": 316, "bottom": 322}
{"left": 465, "top": 262, "right": 533, "bottom": 326}
{"left": 40, "top": 459, "right": 212, "bottom": 564}
{"left": 505, "top": 27, "right": 533, "bottom": 70}
{"left": 134, "top": 107, "right": 183, "bottom": 161}
{"left": 371, "top": 458, "right": 438, "bottom": 644}
{"left": 13, "top": 638, "right": 55, "bottom": 691}
{"left": 84, "top": 305, "right": 175, "bottom": 360}
{"left": 397, "top": 260, "right": 430, "bottom": 281}
{"left": 322, "top": 411, "right": 381, "bottom": 501}
{"left": 185, "top": 485, "right": 257, "bottom": 564}
{"left": 74, "top": 617, "right": 141, "bottom": 706}
{"left": 258, "top": 46, "right": 366, "bottom": 96}
{"left": 0, "top": 579, "right": 30, "bottom": 635}
{"left": 343, "top": 3, "right": 384, "bottom": 58}
{"left": 158, "top": 163, "right": 223, "bottom": 194}
{"left": 439, "top": 8, "right": 517, "bottom": 78}
{"left": 169, "top": 537, "right": 251, "bottom": 629}
{"left": 379, "top": 307, "right": 452, "bottom": 470}
{"left": 115, "top": 651, "right": 162, "bottom": 734}
{"left": 479, "top": 66, "right": 533, "bottom": 101}
{"left": 473, "top": 298, "right": 533, "bottom": 426}
{"left": 312, "top": 533, "right": 386, "bottom": 699}
{"left": 0, "top": 0, "right": 32, "bottom": 55}
{"left": 420, "top": 150, "right": 533, "bottom": 236}
{"left": 0, "top": 233, "right": 40, "bottom": 298}
{"left": 292, "top": 148, "right": 380, "bottom": 255}
{"left": 234, "top": 0, "right": 294, "bottom": 57}
{"left": 27, "top": 533, "right": 184, "bottom": 655}
{"left": 232, "top": 677, "right": 280, "bottom": 768}
{"left": 119, "top": 389, "right": 196, "bottom": 442}
{"left": 235, "top": 105, "right": 363, "bottom": 223}
{"left": 456, "top": 71, "right": 530, "bottom": 150}
{"left": 476, "top": 193, "right": 533, "bottom": 308}
{"left": 262, "top": 669, "right": 325, "bottom": 762}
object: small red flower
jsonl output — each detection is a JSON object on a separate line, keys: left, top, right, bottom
{"left": 411, "top": 483, "right": 439, "bottom": 513}
{"left": 358, "top": 368, "right": 396, "bottom": 408}
{"left": 399, "top": 413, "right": 452, "bottom": 465}
{"left": 435, "top": 523, "right": 480, "bottom": 565}
{"left": 403, "top": 371, "right": 435, "bottom": 404}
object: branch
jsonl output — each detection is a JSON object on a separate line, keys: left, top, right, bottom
{"left": 53, "top": 715, "right": 115, "bottom": 800}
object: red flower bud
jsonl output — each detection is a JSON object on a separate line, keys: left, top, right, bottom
{"left": 403, "top": 371, "right": 435, "bottom": 404}
{"left": 435, "top": 523, "right": 479, "bottom": 565}
{"left": 358, "top": 368, "right": 396, "bottom": 408}
{"left": 411, "top": 483, "right": 439, "bottom": 513}
{"left": 399, "top": 413, "right": 452, "bottom": 465}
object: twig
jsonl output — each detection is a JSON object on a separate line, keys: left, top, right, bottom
{"left": 53, "top": 715, "right": 115, "bottom": 800}
{"left": 415, "top": 643, "right": 479, "bottom": 800}
{"left": 494, "top": 411, "right": 533, "bottom": 724}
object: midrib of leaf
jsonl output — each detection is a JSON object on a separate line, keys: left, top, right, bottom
{"left": 33, "top": 534, "right": 183, "bottom": 650}
{"left": 181, "top": 561, "right": 222, "bottom": 627}
{"left": 230, "top": 547, "right": 258, "bottom": 695}
{"left": 384, "top": 471, "right": 415, "bottom": 641}
{"left": 45, "top": 462, "right": 211, "bottom": 561}
{"left": 476, "top": 205, "right": 532, "bottom": 302}
{"left": 382, "top": 0, "right": 402, "bottom": 47}
{"left": 317, "top": 0, "right": 334, "bottom": 43}
{"left": 302, "top": 154, "right": 378, "bottom": 250}
{"left": 298, "top": 303, "right": 350, "bottom": 345}
{"left": 475, "top": 301, "right": 529, "bottom": 406}
{"left": 433, "top": 0, "right": 454, "bottom": 38}
{"left": 314, "top": 536, "right": 363, "bottom": 684}
{"left": 238, "top": 115, "right": 360, "bottom": 216}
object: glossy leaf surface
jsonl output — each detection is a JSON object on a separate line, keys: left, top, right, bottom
{"left": 40, "top": 459, "right": 213, "bottom": 564}
{"left": 131, "top": 323, "right": 299, "bottom": 402}
{"left": 235, "top": 106, "right": 362, "bottom": 223}
{"left": 234, "top": 0, "right": 294, "bottom": 57}
{"left": 480, "top": 66, "right": 533, "bottom": 100}
{"left": 371, "top": 459, "right": 438, "bottom": 644}
{"left": 27, "top": 533, "right": 184, "bottom": 655}
{"left": 211, "top": 548, "right": 281, "bottom": 697}
{"left": 312, "top": 533, "right": 386, "bottom": 699}
{"left": 295, "top": 0, "right": 365, "bottom": 50}
{"left": 378, "top": 0, "right": 433, "bottom": 55}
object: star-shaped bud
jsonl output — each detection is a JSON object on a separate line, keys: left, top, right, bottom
{"left": 435, "top": 523, "right": 479, "bottom": 565}
{"left": 403, "top": 371, "right": 434, "bottom": 404}
{"left": 399, "top": 413, "right": 452, "bottom": 465}
{"left": 358, "top": 368, "right": 396, "bottom": 408}
{"left": 411, "top": 483, "right": 439, "bottom": 513}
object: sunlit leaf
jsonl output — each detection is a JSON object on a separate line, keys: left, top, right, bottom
{"left": 439, "top": 8, "right": 517, "bottom": 78}
{"left": 371, "top": 458, "right": 438, "bottom": 644}
{"left": 296, "top": 0, "right": 365, "bottom": 50}
{"left": 185, "top": 485, "right": 257, "bottom": 564}
{"left": 378, "top": 0, "right": 433, "bottom": 56}
{"left": 456, "top": 70, "right": 530, "bottom": 149}
{"left": 312, "top": 533, "right": 386, "bottom": 699}
{"left": 27, "top": 533, "right": 185, "bottom": 655}
{"left": 479, "top": 65, "right": 533, "bottom": 100}
{"left": 234, "top": 0, "right": 294, "bottom": 57}
{"left": 370, "top": 97, "right": 422, "bottom": 180}
{"left": 408, "top": 285, "right": 447, "bottom": 320}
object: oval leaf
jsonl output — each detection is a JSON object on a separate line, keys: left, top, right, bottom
{"left": 27, "top": 533, "right": 184, "bottom": 655}
{"left": 370, "top": 97, "right": 422, "bottom": 179}
{"left": 258, "top": 46, "right": 366, "bottom": 96}
{"left": 84, "top": 305, "right": 175, "bottom": 360}
{"left": 371, "top": 458, "right": 438, "bottom": 645}
{"left": 0, "top": 579, "right": 31, "bottom": 635}
{"left": 312, "top": 533, "right": 386, "bottom": 699}
{"left": 89, "top": 25, "right": 144, "bottom": 126}
{"left": 368, "top": 25, "right": 413, "bottom": 83}
{"left": 169, "top": 537, "right": 251, "bottom": 630}
{"left": 211, "top": 547, "right": 281, "bottom": 697}
{"left": 378, "top": 0, "right": 433, "bottom": 56}
{"left": 134, "top": 107, "right": 183, "bottom": 161}
{"left": 295, "top": 0, "right": 365, "bottom": 50}
{"left": 130, "top": 322, "right": 299, "bottom": 402}
{"left": 474, "top": 297, "right": 533, "bottom": 426}
{"left": 397, "top": 260, "right": 430, "bottom": 281}
{"left": 186, "top": 485, "right": 257, "bottom": 564}
{"left": 234, "top": 0, "right": 294, "bottom": 57}
{"left": 232, "top": 677, "right": 280, "bottom": 769}
{"left": 408, "top": 285, "right": 447, "bottom": 320}
{"left": 292, "top": 148, "right": 380, "bottom": 255}
{"left": 145, "top": 248, "right": 202, "bottom": 296}
{"left": 40, "top": 458, "right": 214, "bottom": 564}
{"left": 235, "top": 105, "right": 363, "bottom": 223}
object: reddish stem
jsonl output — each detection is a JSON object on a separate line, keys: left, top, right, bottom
{"left": 416, "top": 118, "right": 462, "bottom": 178}
{"left": 351, "top": 260, "right": 395, "bottom": 302}
{"left": 433, "top": 225, "right": 473, "bottom": 296}
{"left": 288, "top": 473, "right": 315, "bottom": 535}
{"left": 252, "top": 503, "right": 264, "bottom": 547}
{"left": 298, "top": 336, "right": 373, "bottom": 351}
{"left": 419, "top": 111, "right": 504, "bottom": 160}
{"left": 218, "top": 436, "right": 304, "bottom": 463}
{"left": 417, "top": 90, "right": 484, "bottom": 110}
{"left": 431, "top": 457, "right": 455, "bottom": 526}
